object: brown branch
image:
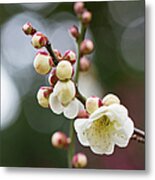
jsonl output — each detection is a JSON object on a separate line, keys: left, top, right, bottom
{"left": 45, "top": 41, "right": 59, "bottom": 66}
{"left": 132, "top": 127, "right": 145, "bottom": 143}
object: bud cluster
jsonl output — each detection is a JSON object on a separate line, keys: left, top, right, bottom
{"left": 68, "top": 2, "right": 94, "bottom": 72}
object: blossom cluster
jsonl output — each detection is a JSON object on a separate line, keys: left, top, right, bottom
{"left": 22, "top": 2, "right": 135, "bottom": 168}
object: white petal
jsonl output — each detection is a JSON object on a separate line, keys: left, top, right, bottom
{"left": 107, "top": 104, "right": 128, "bottom": 125}
{"left": 90, "top": 143, "right": 115, "bottom": 155}
{"left": 63, "top": 99, "right": 79, "bottom": 119}
{"left": 123, "top": 117, "right": 134, "bottom": 138}
{"left": 49, "top": 93, "right": 63, "bottom": 114}
{"left": 74, "top": 118, "right": 90, "bottom": 146}
{"left": 90, "top": 106, "right": 107, "bottom": 121}
{"left": 113, "top": 118, "right": 134, "bottom": 147}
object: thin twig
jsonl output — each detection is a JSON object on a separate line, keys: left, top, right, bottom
{"left": 45, "top": 41, "right": 59, "bottom": 66}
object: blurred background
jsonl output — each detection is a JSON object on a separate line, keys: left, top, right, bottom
{"left": 0, "top": 1, "right": 145, "bottom": 169}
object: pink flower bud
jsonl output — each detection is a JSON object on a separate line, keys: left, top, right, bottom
{"left": 53, "top": 49, "right": 62, "bottom": 60}
{"left": 72, "top": 153, "right": 87, "bottom": 168}
{"left": 56, "top": 60, "right": 73, "bottom": 80}
{"left": 80, "top": 39, "right": 94, "bottom": 55}
{"left": 51, "top": 131, "right": 71, "bottom": 149}
{"left": 37, "top": 86, "right": 53, "bottom": 108}
{"left": 63, "top": 50, "right": 76, "bottom": 64}
{"left": 80, "top": 56, "right": 91, "bottom": 71}
{"left": 31, "top": 32, "right": 48, "bottom": 49}
{"left": 33, "top": 51, "right": 53, "bottom": 75}
{"left": 22, "top": 22, "right": 36, "bottom": 36}
{"left": 81, "top": 11, "right": 92, "bottom": 25}
{"left": 86, "top": 96, "right": 103, "bottom": 114}
{"left": 48, "top": 68, "right": 58, "bottom": 86}
{"left": 74, "top": 2, "right": 85, "bottom": 15}
{"left": 77, "top": 109, "right": 89, "bottom": 118}
{"left": 69, "top": 25, "right": 79, "bottom": 39}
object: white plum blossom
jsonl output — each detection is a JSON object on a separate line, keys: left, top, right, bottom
{"left": 49, "top": 80, "right": 79, "bottom": 119}
{"left": 74, "top": 103, "right": 134, "bottom": 155}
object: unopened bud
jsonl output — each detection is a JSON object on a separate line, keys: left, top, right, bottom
{"left": 81, "top": 11, "right": 92, "bottom": 25}
{"left": 56, "top": 60, "right": 73, "bottom": 80}
{"left": 53, "top": 49, "right": 62, "bottom": 60}
{"left": 22, "top": 22, "right": 36, "bottom": 36}
{"left": 63, "top": 50, "right": 76, "bottom": 64}
{"left": 86, "top": 96, "right": 103, "bottom": 114}
{"left": 77, "top": 109, "right": 89, "bottom": 118}
{"left": 51, "top": 131, "right": 71, "bottom": 149}
{"left": 37, "top": 86, "right": 53, "bottom": 108}
{"left": 33, "top": 51, "right": 53, "bottom": 75}
{"left": 48, "top": 68, "right": 58, "bottom": 86}
{"left": 72, "top": 153, "right": 87, "bottom": 168}
{"left": 31, "top": 32, "right": 48, "bottom": 49}
{"left": 80, "top": 39, "right": 94, "bottom": 55}
{"left": 102, "top": 94, "right": 120, "bottom": 106}
{"left": 69, "top": 25, "right": 79, "bottom": 39}
{"left": 74, "top": 2, "right": 85, "bottom": 15}
{"left": 80, "top": 57, "right": 91, "bottom": 71}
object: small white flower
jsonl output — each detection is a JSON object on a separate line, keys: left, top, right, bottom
{"left": 74, "top": 103, "right": 134, "bottom": 155}
{"left": 56, "top": 60, "right": 73, "bottom": 81}
{"left": 49, "top": 80, "right": 79, "bottom": 119}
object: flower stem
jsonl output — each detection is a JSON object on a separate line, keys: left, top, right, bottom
{"left": 74, "top": 23, "right": 87, "bottom": 83}
{"left": 68, "top": 22, "right": 87, "bottom": 168}
{"left": 68, "top": 119, "right": 75, "bottom": 168}
{"left": 45, "top": 41, "right": 59, "bottom": 66}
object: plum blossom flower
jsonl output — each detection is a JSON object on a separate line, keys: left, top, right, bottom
{"left": 49, "top": 80, "right": 79, "bottom": 119}
{"left": 74, "top": 103, "right": 134, "bottom": 155}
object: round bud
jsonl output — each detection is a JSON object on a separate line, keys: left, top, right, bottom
{"left": 56, "top": 60, "right": 73, "bottom": 80}
{"left": 77, "top": 109, "right": 89, "bottom": 118}
{"left": 37, "top": 86, "right": 53, "bottom": 108}
{"left": 51, "top": 131, "right": 71, "bottom": 149}
{"left": 86, "top": 96, "right": 103, "bottom": 114}
{"left": 69, "top": 25, "right": 79, "bottom": 39}
{"left": 74, "top": 2, "right": 85, "bottom": 15}
{"left": 48, "top": 68, "right": 58, "bottom": 86}
{"left": 80, "top": 57, "right": 91, "bottom": 72}
{"left": 33, "top": 51, "right": 53, "bottom": 75}
{"left": 102, "top": 94, "right": 120, "bottom": 106}
{"left": 80, "top": 39, "right": 94, "bottom": 55}
{"left": 63, "top": 50, "right": 76, "bottom": 64}
{"left": 22, "top": 22, "right": 36, "bottom": 36}
{"left": 72, "top": 153, "right": 87, "bottom": 168}
{"left": 53, "top": 49, "right": 62, "bottom": 60}
{"left": 81, "top": 11, "right": 92, "bottom": 25}
{"left": 31, "top": 32, "right": 48, "bottom": 49}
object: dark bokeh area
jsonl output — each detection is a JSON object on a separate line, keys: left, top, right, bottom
{"left": 0, "top": 1, "right": 145, "bottom": 169}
